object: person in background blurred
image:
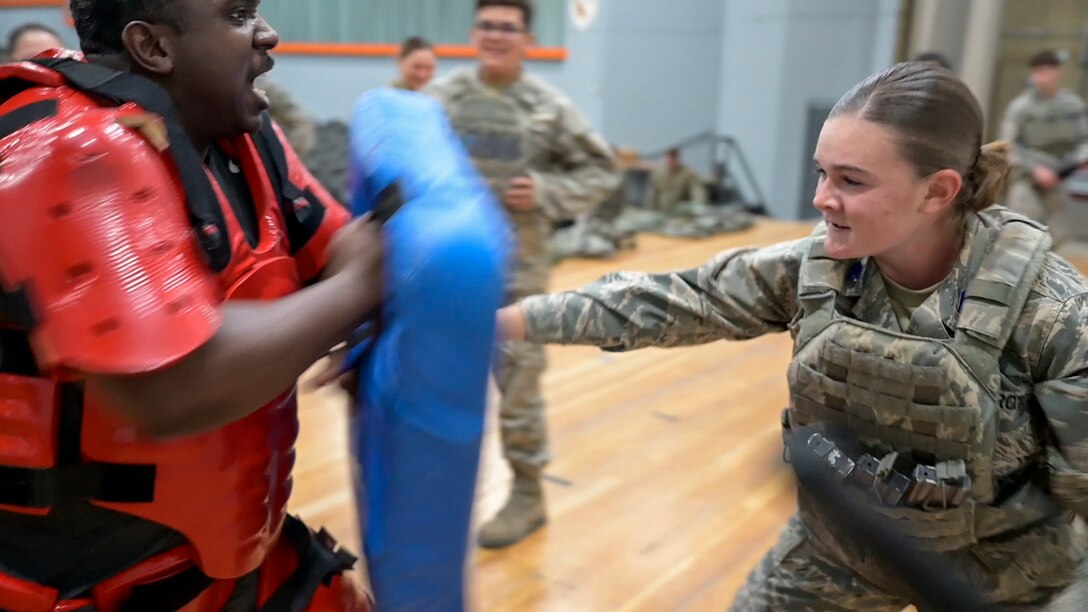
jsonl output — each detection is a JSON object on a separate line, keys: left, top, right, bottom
{"left": 1000, "top": 49, "right": 1088, "bottom": 246}
{"left": 427, "top": 0, "right": 620, "bottom": 550}
{"left": 7, "top": 22, "right": 65, "bottom": 61}
{"left": 644, "top": 146, "right": 707, "bottom": 213}
{"left": 393, "top": 36, "right": 437, "bottom": 91}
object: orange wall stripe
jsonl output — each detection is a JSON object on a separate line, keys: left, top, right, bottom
{"left": 0, "top": 4, "right": 567, "bottom": 61}
{"left": 0, "top": 0, "right": 66, "bottom": 6}
{"left": 276, "top": 42, "right": 568, "bottom": 62}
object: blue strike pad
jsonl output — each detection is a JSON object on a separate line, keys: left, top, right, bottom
{"left": 347, "top": 87, "right": 510, "bottom": 611}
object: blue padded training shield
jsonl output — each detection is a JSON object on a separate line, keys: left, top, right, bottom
{"left": 346, "top": 87, "right": 511, "bottom": 611}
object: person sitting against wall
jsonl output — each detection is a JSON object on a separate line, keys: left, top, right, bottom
{"left": 644, "top": 147, "right": 707, "bottom": 213}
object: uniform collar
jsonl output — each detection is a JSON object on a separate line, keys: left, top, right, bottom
{"left": 846, "top": 214, "right": 986, "bottom": 337}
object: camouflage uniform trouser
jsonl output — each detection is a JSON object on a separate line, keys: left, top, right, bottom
{"left": 731, "top": 513, "right": 1078, "bottom": 611}
{"left": 1007, "top": 178, "right": 1072, "bottom": 246}
{"left": 494, "top": 269, "right": 551, "bottom": 478}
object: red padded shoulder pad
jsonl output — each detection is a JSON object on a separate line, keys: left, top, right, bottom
{"left": 0, "top": 86, "right": 221, "bottom": 374}
{"left": 0, "top": 61, "right": 66, "bottom": 89}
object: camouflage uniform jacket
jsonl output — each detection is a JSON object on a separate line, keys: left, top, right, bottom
{"left": 1000, "top": 88, "right": 1088, "bottom": 178}
{"left": 427, "top": 67, "right": 620, "bottom": 296}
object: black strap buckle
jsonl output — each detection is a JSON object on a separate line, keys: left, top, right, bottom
{"left": 259, "top": 515, "right": 358, "bottom": 612}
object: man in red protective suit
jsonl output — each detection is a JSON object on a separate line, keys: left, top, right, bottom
{"left": 0, "top": 0, "right": 381, "bottom": 609}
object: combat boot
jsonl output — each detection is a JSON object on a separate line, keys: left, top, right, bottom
{"left": 477, "top": 474, "right": 546, "bottom": 549}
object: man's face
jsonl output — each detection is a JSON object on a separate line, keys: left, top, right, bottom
{"left": 11, "top": 29, "right": 64, "bottom": 61}
{"left": 1029, "top": 64, "right": 1061, "bottom": 97}
{"left": 470, "top": 6, "right": 532, "bottom": 74}
{"left": 164, "top": 0, "right": 278, "bottom": 139}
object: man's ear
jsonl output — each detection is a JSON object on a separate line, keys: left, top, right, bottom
{"left": 121, "top": 21, "right": 175, "bottom": 75}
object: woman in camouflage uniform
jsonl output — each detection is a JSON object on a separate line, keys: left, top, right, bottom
{"left": 496, "top": 62, "right": 1088, "bottom": 610}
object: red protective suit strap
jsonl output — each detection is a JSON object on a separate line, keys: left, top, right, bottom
{"left": 0, "top": 569, "right": 60, "bottom": 612}
{"left": 0, "top": 60, "right": 66, "bottom": 95}
{"left": 90, "top": 546, "right": 204, "bottom": 611}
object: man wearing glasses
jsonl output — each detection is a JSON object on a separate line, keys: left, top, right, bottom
{"left": 428, "top": 0, "right": 620, "bottom": 549}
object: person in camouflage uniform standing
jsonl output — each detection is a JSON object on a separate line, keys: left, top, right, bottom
{"left": 427, "top": 0, "right": 620, "bottom": 549}
{"left": 1000, "top": 50, "right": 1088, "bottom": 245}
{"left": 495, "top": 62, "right": 1088, "bottom": 609}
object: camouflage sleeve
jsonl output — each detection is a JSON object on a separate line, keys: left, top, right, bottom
{"left": 520, "top": 238, "right": 806, "bottom": 350}
{"left": 1000, "top": 96, "right": 1060, "bottom": 171}
{"left": 1032, "top": 292, "right": 1088, "bottom": 515}
{"left": 530, "top": 100, "right": 621, "bottom": 222}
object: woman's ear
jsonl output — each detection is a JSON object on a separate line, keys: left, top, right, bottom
{"left": 920, "top": 168, "right": 964, "bottom": 214}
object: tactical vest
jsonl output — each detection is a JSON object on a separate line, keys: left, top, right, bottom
{"left": 444, "top": 83, "right": 551, "bottom": 296}
{"left": 788, "top": 209, "right": 1056, "bottom": 552}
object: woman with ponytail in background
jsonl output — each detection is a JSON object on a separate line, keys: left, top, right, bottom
{"left": 393, "top": 36, "right": 437, "bottom": 92}
{"left": 495, "top": 61, "right": 1088, "bottom": 610}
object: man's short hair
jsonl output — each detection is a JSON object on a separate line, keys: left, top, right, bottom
{"left": 399, "top": 35, "right": 433, "bottom": 59}
{"left": 1029, "top": 50, "right": 1062, "bottom": 68}
{"left": 69, "top": 0, "right": 182, "bottom": 56}
{"left": 475, "top": 0, "right": 533, "bottom": 30}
